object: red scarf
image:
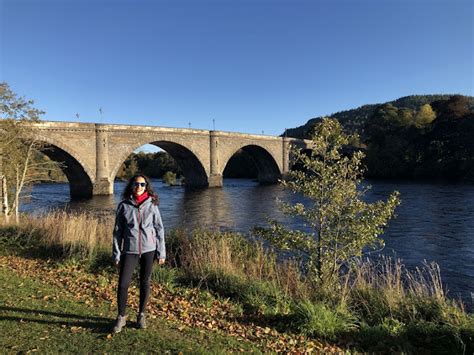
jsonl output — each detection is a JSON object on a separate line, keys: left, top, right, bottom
{"left": 133, "top": 191, "right": 149, "bottom": 206}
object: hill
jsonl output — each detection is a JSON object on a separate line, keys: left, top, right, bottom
{"left": 284, "top": 95, "right": 474, "bottom": 181}
{"left": 284, "top": 94, "right": 474, "bottom": 139}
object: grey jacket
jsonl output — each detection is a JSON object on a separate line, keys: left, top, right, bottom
{"left": 112, "top": 196, "right": 165, "bottom": 263}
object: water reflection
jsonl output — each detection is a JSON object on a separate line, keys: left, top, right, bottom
{"left": 179, "top": 187, "right": 234, "bottom": 230}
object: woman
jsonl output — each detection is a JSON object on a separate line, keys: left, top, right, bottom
{"left": 112, "top": 174, "right": 166, "bottom": 333}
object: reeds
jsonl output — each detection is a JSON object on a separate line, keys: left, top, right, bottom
{"left": 347, "top": 256, "right": 446, "bottom": 302}
{"left": 15, "top": 211, "right": 113, "bottom": 259}
{"left": 167, "top": 228, "right": 309, "bottom": 301}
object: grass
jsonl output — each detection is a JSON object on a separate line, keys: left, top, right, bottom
{"left": 1, "top": 212, "right": 473, "bottom": 353}
{"left": 292, "top": 301, "right": 357, "bottom": 341}
{"left": 0, "top": 265, "right": 260, "bottom": 354}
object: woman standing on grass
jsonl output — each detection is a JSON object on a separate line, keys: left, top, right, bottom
{"left": 112, "top": 174, "right": 166, "bottom": 333}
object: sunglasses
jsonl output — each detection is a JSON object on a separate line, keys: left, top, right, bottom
{"left": 133, "top": 182, "right": 147, "bottom": 187}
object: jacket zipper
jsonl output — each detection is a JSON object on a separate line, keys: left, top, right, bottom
{"left": 137, "top": 205, "right": 142, "bottom": 257}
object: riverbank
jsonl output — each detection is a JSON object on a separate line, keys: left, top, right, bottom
{"left": 21, "top": 179, "right": 474, "bottom": 308}
{"left": 1, "top": 212, "right": 473, "bottom": 353}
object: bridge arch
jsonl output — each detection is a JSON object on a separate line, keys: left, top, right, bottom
{"left": 33, "top": 136, "right": 95, "bottom": 198}
{"left": 110, "top": 140, "right": 208, "bottom": 187}
{"left": 221, "top": 144, "right": 282, "bottom": 184}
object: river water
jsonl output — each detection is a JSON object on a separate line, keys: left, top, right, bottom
{"left": 21, "top": 179, "right": 474, "bottom": 309}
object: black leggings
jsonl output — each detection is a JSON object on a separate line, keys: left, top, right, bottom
{"left": 117, "top": 251, "right": 154, "bottom": 316}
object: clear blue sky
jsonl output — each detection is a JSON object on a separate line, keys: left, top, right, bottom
{"left": 1, "top": 0, "right": 473, "bottom": 137}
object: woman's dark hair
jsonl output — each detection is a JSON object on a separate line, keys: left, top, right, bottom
{"left": 122, "top": 174, "right": 159, "bottom": 205}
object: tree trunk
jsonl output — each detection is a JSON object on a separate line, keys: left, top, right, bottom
{"left": 14, "top": 199, "right": 19, "bottom": 224}
{"left": 317, "top": 226, "right": 322, "bottom": 283}
{"left": 2, "top": 175, "right": 9, "bottom": 223}
{"left": 0, "top": 152, "right": 4, "bottom": 216}
{"left": 12, "top": 141, "right": 34, "bottom": 224}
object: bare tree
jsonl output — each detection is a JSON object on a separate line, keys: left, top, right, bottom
{"left": 0, "top": 82, "right": 63, "bottom": 222}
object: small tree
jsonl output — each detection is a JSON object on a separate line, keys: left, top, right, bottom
{"left": 254, "top": 118, "right": 400, "bottom": 288}
{"left": 0, "top": 82, "right": 62, "bottom": 222}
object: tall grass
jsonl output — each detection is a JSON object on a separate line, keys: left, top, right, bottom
{"left": 167, "top": 228, "right": 309, "bottom": 312}
{"left": 347, "top": 256, "right": 446, "bottom": 303}
{"left": 2, "top": 211, "right": 113, "bottom": 260}
{"left": 344, "top": 257, "right": 468, "bottom": 326}
{"left": 2, "top": 212, "right": 469, "bottom": 315}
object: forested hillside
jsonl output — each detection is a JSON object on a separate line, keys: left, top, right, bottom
{"left": 284, "top": 95, "right": 474, "bottom": 138}
{"left": 285, "top": 95, "right": 474, "bottom": 181}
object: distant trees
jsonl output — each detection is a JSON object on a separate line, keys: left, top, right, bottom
{"left": 284, "top": 95, "right": 465, "bottom": 140}
{"left": 414, "top": 104, "right": 436, "bottom": 128}
{"left": 285, "top": 95, "right": 473, "bottom": 181}
{"left": 116, "top": 151, "right": 181, "bottom": 181}
{"left": 117, "top": 148, "right": 258, "bottom": 181}
{"left": 363, "top": 95, "right": 473, "bottom": 181}
{"left": 431, "top": 95, "right": 470, "bottom": 120}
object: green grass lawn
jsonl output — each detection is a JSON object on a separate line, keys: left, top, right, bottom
{"left": 0, "top": 266, "right": 260, "bottom": 354}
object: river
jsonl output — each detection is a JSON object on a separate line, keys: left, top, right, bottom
{"left": 21, "top": 178, "right": 474, "bottom": 309}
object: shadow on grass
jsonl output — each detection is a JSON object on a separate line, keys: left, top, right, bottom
{"left": 0, "top": 306, "right": 109, "bottom": 320}
{"left": 0, "top": 306, "right": 112, "bottom": 333}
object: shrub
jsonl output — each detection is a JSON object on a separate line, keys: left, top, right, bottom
{"left": 405, "top": 321, "right": 466, "bottom": 354}
{"left": 196, "top": 290, "right": 215, "bottom": 309}
{"left": 292, "top": 300, "right": 357, "bottom": 340}
{"left": 151, "top": 264, "right": 181, "bottom": 290}
{"left": 357, "top": 322, "right": 402, "bottom": 352}
{"left": 240, "top": 279, "right": 291, "bottom": 315}
{"left": 191, "top": 270, "right": 291, "bottom": 316}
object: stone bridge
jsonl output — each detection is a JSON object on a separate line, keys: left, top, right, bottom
{"left": 30, "top": 121, "right": 311, "bottom": 198}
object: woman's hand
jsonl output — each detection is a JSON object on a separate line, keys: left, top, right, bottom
{"left": 158, "top": 258, "right": 165, "bottom": 265}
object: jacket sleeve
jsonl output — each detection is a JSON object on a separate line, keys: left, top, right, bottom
{"left": 112, "top": 203, "right": 124, "bottom": 263}
{"left": 153, "top": 205, "right": 166, "bottom": 259}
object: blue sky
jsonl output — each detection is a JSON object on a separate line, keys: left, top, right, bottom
{"left": 1, "top": 0, "right": 472, "bottom": 137}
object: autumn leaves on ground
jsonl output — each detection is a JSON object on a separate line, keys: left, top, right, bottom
{"left": 0, "top": 256, "right": 332, "bottom": 353}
